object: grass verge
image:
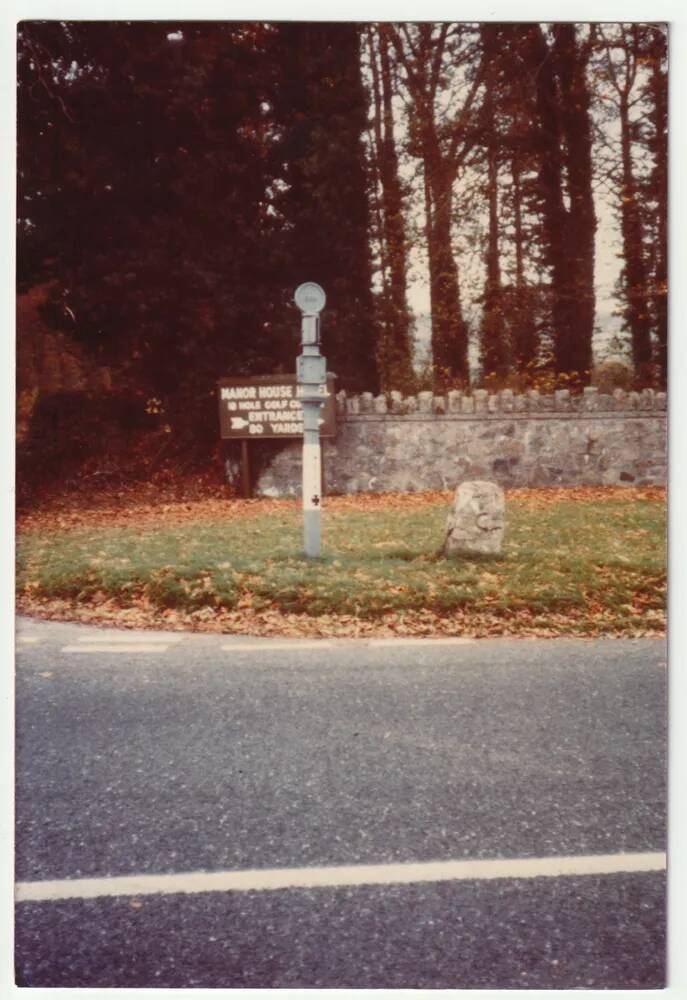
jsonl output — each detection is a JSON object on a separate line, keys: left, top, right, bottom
{"left": 16, "top": 488, "right": 666, "bottom": 638}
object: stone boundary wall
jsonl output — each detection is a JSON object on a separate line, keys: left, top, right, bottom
{"left": 244, "top": 387, "right": 667, "bottom": 496}
{"left": 335, "top": 385, "right": 666, "bottom": 416}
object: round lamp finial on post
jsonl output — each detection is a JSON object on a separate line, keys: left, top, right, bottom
{"left": 294, "top": 282, "right": 326, "bottom": 315}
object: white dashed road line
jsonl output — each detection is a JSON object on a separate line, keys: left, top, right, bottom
{"left": 220, "top": 639, "right": 474, "bottom": 652}
{"left": 221, "top": 641, "right": 333, "bottom": 652}
{"left": 15, "top": 851, "right": 665, "bottom": 903}
{"left": 61, "top": 644, "right": 177, "bottom": 653}
{"left": 369, "top": 638, "right": 475, "bottom": 647}
{"left": 61, "top": 634, "right": 183, "bottom": 653}
{"left": 75, "top": 634, "right": 180, "bottom": 643}
{"left": 28, "top": 633, "right": 480, "bottom": 655}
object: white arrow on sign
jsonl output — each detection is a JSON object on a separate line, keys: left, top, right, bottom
{"left": 230, "top": 417, "right": 249, "bottom": 430}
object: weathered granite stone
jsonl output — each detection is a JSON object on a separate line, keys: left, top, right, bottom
{"left": 554, "top": 389, "right": 570, "bottom": 411}
{"left": 461, "top": 395, "right": 475, "bottom": 414}
{"left": 448, "top": 390, "right": 463, "bottom": 413}
{"left": 336, "top": 390, "right": 347, "bottom": 415}
{"left": 582, "top": 386, "right": 599, "bottom": 410}
{"left": 347, "top": 395, "right": 360, "bottom": 414}
{"left": 444, "top": 481, "right": 505, "bottom": 556}
{"left": 526, "top": 389, "right": 540, "bottom": 410}
{"left": 373, "top": 394, "right": 388, "bottom": 414}
{"left": 474, "top": 389, "right": 488, "bottom": 413}
{"left": 418, "top": 391, "right": 433, "bottom": 413}
{"left": 487, "top": 394, "right": 498, "bottom": 413}
{"left": 500, "top": 389, "right": 515, "bottom": 412}
{"left": 389, "top": 390, "right": 404, "bottom": 413}
{"left": 639, "top": 388, "right": 655, "bottom": 410}
{"left": 433, "top": 395, "right": 446, "bottom": 413}
{"left": 360, "top": 392, "right": 374, "bottom": 412}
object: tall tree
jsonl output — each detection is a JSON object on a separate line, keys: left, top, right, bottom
{"left": 366, "top": 26, "right": 415, "bottom": 392}
{"left": 522, "top": 23, "right": 597, "bottom": 381}
{"left": 553, "top": 24, "right": 597, "bottom": 379}
{"left": 388, "top": 23, "right": 485, "bottom": 388}
{"left": 506, "top": 153, "right": 543, "bottom": 371}
{"left": 17, "top": 20, "right": 289, "bottom": 448}
{"left": 643, "top": 25, "right": 668, "bottom": 385}
{"left": 478, "top": 24, "right": 509, "bottom": 379}
{"left": 271, "top": 22, "right": 379, "bottom": 393}
{"left": 480, "top": 24, "right": 549, "bottom": 375}
{"left": 598, "top": 24, "right": 653, "bottom": 382}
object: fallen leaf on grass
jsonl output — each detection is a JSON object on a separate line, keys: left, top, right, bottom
{"left": 16, "top": 484, "right": 665, "bottom": 640}
{"left": 17, "top": 481, "right": 664, "bottom": 536}
{"left": 16, "top": 593, "right": 665, "bottom": 640}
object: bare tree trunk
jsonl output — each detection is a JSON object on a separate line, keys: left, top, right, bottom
{"left": 483, "top": 145, "right": 504, "bottom": 371}
{"left": 366, "top": 28, "right": 390, "bottom": 291}
{"left": 512, "top": 157, "right": 525, "bottom": 290}
{"left": 479, "top": 26, "right": 508, "bottom": 379}
{"left": 386, "top": 23, "right": 477, "bottom": 389}
{"left": 376, "top": 27, "right": 414, "bottom": 389}
{"left": 527, "top": 25, "right": 571, "bottom": 374}
{"left": 510, "top": 155, "right": 538, "bottom": 369}
{"left": 426, "top": 152, "right": 469, "bottom": 386}
{"left": 619, "top": 91, "right": 652, "bottom": 381}
{"left": 648, "top": 28, "right": 668, "bottom": 386}
{"left": 527, "top": 24, "right": 595, "bottom": 381}
{"left": 553, "top": 24, "right": 596, "bottom": 382}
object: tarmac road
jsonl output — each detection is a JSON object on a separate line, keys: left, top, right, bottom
{"left": 14, "top": 617, "right": 667, "bottom": 989}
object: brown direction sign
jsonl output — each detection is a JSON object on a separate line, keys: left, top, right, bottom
{"left": 217, "top": 374, "right": 337, "bottom": 440}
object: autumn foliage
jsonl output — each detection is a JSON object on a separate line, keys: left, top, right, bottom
{"left": 17, "top": 485, "right": 666, "bottom": 639}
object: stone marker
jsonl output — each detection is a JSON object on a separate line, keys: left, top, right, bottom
{"left": 445, "top": 481, "right": 505, "bottom": 556}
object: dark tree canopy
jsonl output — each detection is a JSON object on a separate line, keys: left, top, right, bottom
{"left": 16, "top": 20, "right": 668, "bottom": 491}
{"left": 17, "top": 19, "right": 379, "bottom": 456}
{"left": 271, "top": 22, "right": 379, "bottom": 393}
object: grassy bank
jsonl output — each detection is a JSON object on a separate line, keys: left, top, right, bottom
{"left": 16, "top": 487, "right": 666, "bottom": 637}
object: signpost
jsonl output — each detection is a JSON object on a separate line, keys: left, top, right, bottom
{"left": 216, "top": 283, "right": 331, "bottom": 543}
{"left": 294, "top": 282, "right": 327, "bottom": 557}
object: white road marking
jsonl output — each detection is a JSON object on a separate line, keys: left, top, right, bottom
{"left": 75, "top": 634, "right": 179, "bottom": 643}
{"left": 61, "top": 644, "right": 173, "bottom": 653}
{"left": 15, "top": 851, "right": 666, "bottom": 903}
{"left": 369, "top": 637, "right": 475, "bottom": 647}
{"left": 221, "top": 642, "right": 333, "bottom": 652}
{"left": 61, "top": 634, "right": 182, "bottom": 653}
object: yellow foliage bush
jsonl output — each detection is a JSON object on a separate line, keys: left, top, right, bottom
{"left": 590, "top": 358, "right": 634, "bottom": 394}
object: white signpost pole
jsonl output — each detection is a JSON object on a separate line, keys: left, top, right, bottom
{"left": 294, "top": 283, "right": 327, "bottom": 558}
